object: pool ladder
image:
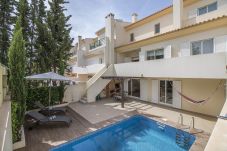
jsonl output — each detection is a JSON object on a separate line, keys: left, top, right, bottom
{"left": 156, "top": 122, "right": 166, "bottom": 131}
{"left": 175, "top": 129, "right": 191, "bottom": 149}
{"left": 175, "top": 115, "right": 194, "bottom": 149}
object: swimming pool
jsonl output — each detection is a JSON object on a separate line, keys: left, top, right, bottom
{"left": 50, "top": 115, "right": 195, "bottom": 151}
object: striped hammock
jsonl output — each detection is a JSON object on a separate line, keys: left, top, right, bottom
{"left": 174, "top": 80, "right": 223, "bottom": 104}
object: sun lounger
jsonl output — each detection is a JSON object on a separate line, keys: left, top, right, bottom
{"left": 34, "top": 102, "right": 67, "bottom": 116}
{"left": 26, "top": 111, "right": 72, "bottom": 128}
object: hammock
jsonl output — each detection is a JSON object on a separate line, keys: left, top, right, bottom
{"left": 178, "top": 92, "right": 207, "bottom": 104}
{"left": 172, "top": 80, "right": 223, "bottom": 104}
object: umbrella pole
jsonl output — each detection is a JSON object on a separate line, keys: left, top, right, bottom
{"left": 49, "top": 79, "right": 52, "bottom": 116}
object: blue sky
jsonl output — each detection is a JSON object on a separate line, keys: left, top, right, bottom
{"left": 65, "top": 0, "right": 172, "bottom": 43}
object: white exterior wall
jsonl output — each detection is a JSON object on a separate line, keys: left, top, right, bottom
{"left": 126, "top": 13, "right": 174, "bottom": 42}
{"left": 121, "top": 0, "right": 227, "bottom": 46}
{"left": 139, "top": 27, "right": 227, "bottom": 59}
{"left": 131, "top": 78, "right": 224, "bottom": 116}
{"left": 183, "top": 0, "right": 227, "bottom": 27}
{"left": 173, "top": 0, "right": 183, "bottom": 29}
{"left": 63, "top": 84, "right": 86, "bottom": 102}
{"left": 0, "top": 101, "right": 12, "bottom": 151}
{"left": 86, "top": 55, "right": 104, "bottom": 66}
{"left": 115, "top": 21, "right": 131, "bottom": 47}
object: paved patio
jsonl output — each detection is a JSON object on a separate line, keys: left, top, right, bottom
{"left": 16, "top": 98, "right": 216, "bottom": 151}
{"left": 70, "top": 98, "right": 217, "bottom": 133}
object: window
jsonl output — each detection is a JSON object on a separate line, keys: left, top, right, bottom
{"left": 155, "top": 23, "right": 160, "bottom": 34}
{"left": 99, "top": 58, "right": 103, "bottom": 64}
{"left": 131, "top": 56, "right": 139, "bottom": 62}
{"left": 147, "top": 48, "right": 164, "bottom": 60}
{"left": 160, "top": 80, "right": 173, "bottom": 105}
{"left": 198, "top": 2, "right": 217, "bottom": 16}
{"left": 130, "top": 33, "right": 134, "bottom": 42}
{"left": 191, "top": 39, "right": 214, "bottom": 55}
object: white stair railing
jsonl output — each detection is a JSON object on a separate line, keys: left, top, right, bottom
{"left": 86, "top": 65, "right": 107, "bottom": 89}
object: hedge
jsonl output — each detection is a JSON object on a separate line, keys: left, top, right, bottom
{"left": 26, "top": 86, "right": 61, "bottom": 110}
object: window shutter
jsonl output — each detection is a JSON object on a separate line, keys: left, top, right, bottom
{"left": 173, "top": 81, "right": 182, "bottom": 109}
{"left": 124, "top": 57, "right": 131, "bottom": 63}
{"left": 139, "top": 51, "right": 145, "bottom": 61}
{"left": 188, "top": 9, "right": 197, "bottom": 19}
{"left": 140, "top": 79, "right": 148, "bottom": 101}
{"left": 180, "top": 42, "right": 191, "bottom": 57}
{"left": 151, "top": 80, "right": 159, "bottom": 104}
{"left": 214, "top": 35, "right": 227, "bottom": 53}
{"left": 164, "top": 45, "right": 172, "bottom": 59}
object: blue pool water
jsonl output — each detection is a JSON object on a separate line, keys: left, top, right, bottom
{"left": 50, "top": 115, "right": 195, "bottom": 151}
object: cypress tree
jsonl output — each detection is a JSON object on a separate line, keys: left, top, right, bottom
{"left": 35, "top": 0, "right": 54, "bottom": 73}
{"left": 28, "top": 0, "right": 38, "bottom": 74}
{"left": 47, "top": 0, "right": 73, "bottom": 102}
{"left": 47, "top": 0, "right": 73, "bottom": 74}
{"left": 8, "top": 16, "right": 26, "bottom": 124}
{"left": 18, "top": 0, "right": 31, "bottom": 75}
{"left": 0, "top": 0, "right": 17, "bottom": 65}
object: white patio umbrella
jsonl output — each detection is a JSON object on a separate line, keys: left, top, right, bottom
{"left": 25, "top": 72, "right": 73, "bottom": 109}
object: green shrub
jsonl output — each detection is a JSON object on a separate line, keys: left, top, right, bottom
{"left": 26, "top": 86, "right": 61, "bottom": 110}
{"left": 12, "top": 101, "right": 21, "bottom": 143}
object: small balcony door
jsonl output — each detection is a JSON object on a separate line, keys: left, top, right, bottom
{"left": 159, "top": 80, "right": 173, "bottom": 105}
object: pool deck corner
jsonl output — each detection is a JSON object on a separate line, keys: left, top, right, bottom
{"left": 16, "top": 99, "right": 214, "bottom": 151}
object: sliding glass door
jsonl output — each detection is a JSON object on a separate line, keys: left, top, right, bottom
{"left": 159, "top": 80, "right": 173, "bottom": 105}
{"left": 128, "top": 79, "right": 140, "bottom": 98}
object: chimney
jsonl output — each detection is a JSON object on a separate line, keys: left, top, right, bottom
{"left": 173, "top": 0, "right": 183, "bottom": 29}
{"left": 77, "top": 35, "right": 83, "bottom": 66}
{"left": 131, "top": 13, "right": 138, "bottom": 23}
{"left": 105, "top": 13, "right": 115, "bottom": 65}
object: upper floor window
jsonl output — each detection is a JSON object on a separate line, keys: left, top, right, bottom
{"left": 130, "top": 33, "right": 134, "bottom": 42}
{"left": 198, "top": 2, "right": 217, "bottom": 16}
{"left": 99, "top": 58, "right": 103, "bottom": 64}
{"left": 155, "top": 23, "right": 160, "bottom": 34}
{"left": 147, "top": 48, "right": 164, "bottom": 60}
{"left": 191, "top": 39, "right": 214, "bottom": 55}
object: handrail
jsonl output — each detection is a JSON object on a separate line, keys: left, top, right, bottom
{"left": 86, "top": 65, "right": 108, "bottom": 89}
{"left": 89, "top": 38, "right": 105, "bottom": 50}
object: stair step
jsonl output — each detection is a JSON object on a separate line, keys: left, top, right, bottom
{"left": 82, "top": 97, "right": 87, "bottom": 100}
{"left": 80, "top": 97, "right": 88, "bottom": 103}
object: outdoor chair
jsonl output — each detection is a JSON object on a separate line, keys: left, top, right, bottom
{"left": 34, "top": 101, "right": 67, "bottom": 116}
{"left": 25, "top": 111, "right": 72, "bottom": 128}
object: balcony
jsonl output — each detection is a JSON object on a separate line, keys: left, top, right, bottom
{"left": 114, "top": 52, "right": 227, "bottom": 79}
{"left": 72, "top": 64, "right": 105, "bottom": 75}
{"left": 89, "top": 38, "right": 105, "bottom": 50}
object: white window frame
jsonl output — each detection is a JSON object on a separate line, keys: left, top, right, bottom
{"left": 190, "top": 38, "right": 214, "bottom": 55}
{"left": 147, "top": 48, "right": 164, "bottom": 60}
{"left": 154, "top": 23, "right": 160, "bottom": 34}
{"left": 127, "top": 78, "right": 140, "bottom": 98}
{"left": 197, "top": 2, "right": 218, "bottom": 16}
{"left": 130, "top": 33, "right": 134, "bottom": 42}
{"left": 159, "top": 80, "right": 173, "bottom": 106}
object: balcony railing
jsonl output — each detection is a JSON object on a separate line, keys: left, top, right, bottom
{"left": 89, "top": 38, "right": 105, "bottom": 50}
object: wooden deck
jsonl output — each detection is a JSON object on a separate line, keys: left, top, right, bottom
{"left": 16, "top": 106, "right": 210, "bottom": 151}
{"left": 15, "top": 108, "right": 137, "bottom": 151}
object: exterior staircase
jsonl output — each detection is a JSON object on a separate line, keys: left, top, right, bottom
{"left": 80, "top": 64, "right": 115, "bottom": 103}
{"left": 79, "top": 95, "right": 88, "bottom": 103}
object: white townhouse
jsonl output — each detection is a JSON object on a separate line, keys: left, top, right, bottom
{"left": 66, "top": 0, "right": 227, "bottom": 119}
